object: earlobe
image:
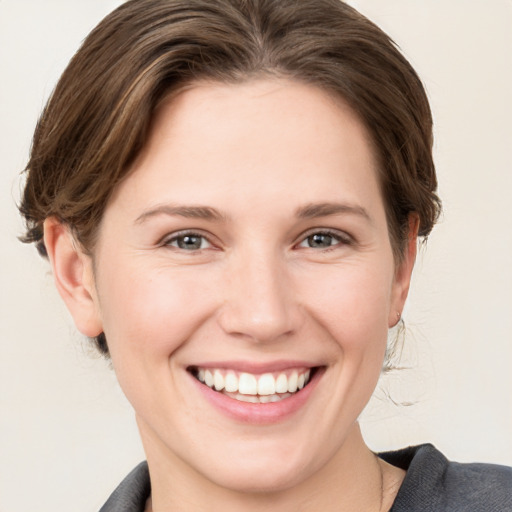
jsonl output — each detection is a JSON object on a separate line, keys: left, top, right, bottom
{"left": 389, "top": 214, "right": 420, "bottom": 328}
{"left": 43, "top": 218, "right": 103, "bottom": 337}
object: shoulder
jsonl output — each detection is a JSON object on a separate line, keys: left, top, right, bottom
{"left": 99, "top": 462, "right": 150, "bottom": 512}
{"left": 380, "top": 444, "right": 512, "bottom": 512}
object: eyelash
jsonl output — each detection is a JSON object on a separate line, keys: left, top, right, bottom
{"left": 160, "top": 228, "right": 353, "bottom": 252}
{"left": 161, "top": 231, "right": 213, "bottom": 251}
{"left": 296, "top": 229, "right": 353, "bottom": 251}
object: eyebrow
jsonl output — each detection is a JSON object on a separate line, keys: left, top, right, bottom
{"left": 134, "top": 201, "right": 371, "bottom": 225}
{"left": 135, "top": 204, "right": 227, "bottom": 224}
{"left": 295, "top": 202, "right": 371, "bottom": 221}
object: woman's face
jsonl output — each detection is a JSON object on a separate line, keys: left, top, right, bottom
{"left": 77, "top": 80, "right": 414, "bottom": 491}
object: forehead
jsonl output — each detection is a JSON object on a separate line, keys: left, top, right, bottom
{"left": 106, "top": 79, "right": 384, "bottom": 222}
{"left": 149, "top": 79, "right": 374, "bottom": 168}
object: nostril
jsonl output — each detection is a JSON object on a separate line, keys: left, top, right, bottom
{"left": 215, "top": 271, "right": 300, "bottom": 342}
{"left": 216, "top": 309, "right": 297, "bottom": 344}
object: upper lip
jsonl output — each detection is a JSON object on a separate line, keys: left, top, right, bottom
{"left": 187, "top": 360, "right": 320, "bottom": 374}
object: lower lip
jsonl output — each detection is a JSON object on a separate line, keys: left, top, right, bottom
{"left": 189, "top": 368, "right": 324, "bottom": 425}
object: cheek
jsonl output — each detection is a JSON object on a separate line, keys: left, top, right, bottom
{"left": 97, "top": 260, "right": 218, "bottom": 360}
{"left": 96, "top": 260, "right": 222, "bottom": 416}
{"left": 301, "top": 262, "right": 393, "bottom": 354}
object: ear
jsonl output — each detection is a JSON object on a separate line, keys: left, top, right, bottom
{"left": 388, "top": 214, "right": 419, "bottom": 328}
{"left": 43, "top": 218, "right": 103, "bottom": 337}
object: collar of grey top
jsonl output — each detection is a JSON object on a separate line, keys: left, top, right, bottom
{"left": 99, "top": 444, "right": 512, "bottom": 512}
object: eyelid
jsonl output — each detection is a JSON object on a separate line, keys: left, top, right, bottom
{"left": 157, "top": 227, "right": 354, "bottom": 251}
{"left": 295, "top": 227, "right": 354, "bottom": 249}
{"left": 159, "top": 229, "right": 216, "bottom": 249}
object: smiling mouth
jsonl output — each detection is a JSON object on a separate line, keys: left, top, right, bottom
{"left": 188, "top": 366, "right": 318, "bottom": 404}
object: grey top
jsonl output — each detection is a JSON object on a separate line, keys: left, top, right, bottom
{"left": 99, "top": 444, "right": 512, "bottom": 511}
{"left": 380, "top": 445, "right": 512, "bottom": 511}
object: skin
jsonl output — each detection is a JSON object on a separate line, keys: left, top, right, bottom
{"left": 44, "top": 79, "right": 417, "bottom": 511}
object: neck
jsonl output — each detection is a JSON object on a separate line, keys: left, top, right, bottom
{"left": 141, "top": 421, "right": 403, "bottom": 512}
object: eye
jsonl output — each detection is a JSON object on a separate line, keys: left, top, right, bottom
{"left": 164, "top": 232, "right": 211, "bottom": 251}
{"left": 297, "top": 230, "right": 350, "bottom": 249}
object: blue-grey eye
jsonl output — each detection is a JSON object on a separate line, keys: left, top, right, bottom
{"left": 167, "top": 234, "right": 210, "bottom": 250}
{"left": 307, "top": 233, "right": 336, "bottom": 248}
{"left": 298, "top": 231, "right": 345, "bottom": 249}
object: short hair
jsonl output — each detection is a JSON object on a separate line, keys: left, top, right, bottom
{"left": 19, "top": 0, "right": 441, "bottom": 354}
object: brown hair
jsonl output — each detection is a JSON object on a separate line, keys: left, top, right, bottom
{"left": 19, "top": 0, "right": 441, "bottom": 354}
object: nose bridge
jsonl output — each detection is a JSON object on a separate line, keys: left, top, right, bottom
{"left": 218, "top": 245, "right": 298, "bottom": 342}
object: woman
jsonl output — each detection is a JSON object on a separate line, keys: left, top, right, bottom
{"left": 17, "top": 0, "right": 512, "bottom": 510}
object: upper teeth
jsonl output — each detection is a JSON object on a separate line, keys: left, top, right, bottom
{"left": 195, "top": 368, "right": 312, "bottom": 395}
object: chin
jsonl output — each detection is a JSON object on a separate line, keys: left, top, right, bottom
{"left": 194, "top": 436, "right": 325, "bottom": 495}
{"left": 206, "top": 459, "right": 312, "bottom": 495}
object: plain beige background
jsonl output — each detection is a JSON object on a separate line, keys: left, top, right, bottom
{"left": 1, "top": 1, "right": 511, "bottom": 511}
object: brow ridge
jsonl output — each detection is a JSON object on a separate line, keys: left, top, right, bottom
{"left": 135, "top": 201, "right": 370, "bottom": 225}
{"left": 135, "top": 204, "right": 226, "bottom": 224}
{"left": 295, "top": 202, "right": 371, "bottom": 221}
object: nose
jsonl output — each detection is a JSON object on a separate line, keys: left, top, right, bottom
{"left": 217, "top": 249, "right": 301, "bottom": 343}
